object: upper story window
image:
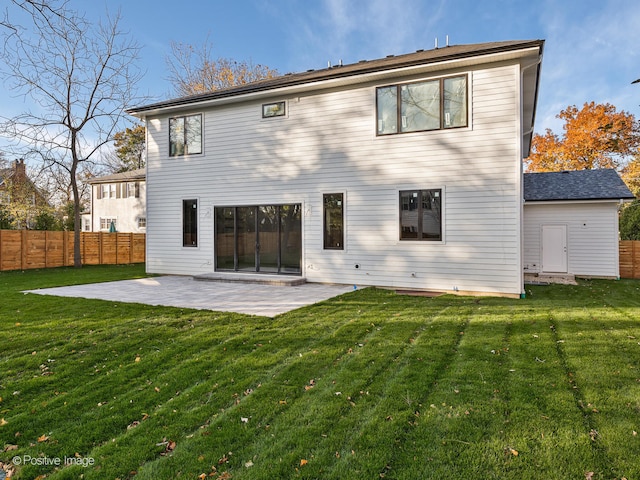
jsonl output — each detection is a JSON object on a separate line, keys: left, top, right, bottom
{"left": 169, "top": 114, "right": 202, "bottom": 156}
{"left": 126, "top": 182, "right": 140, "bottom": 198}
{"left": 262, "top": 101, "right": 286, "bottom": 118}
{"left": 377, "top": 75, "right": 467, "bottom": 135}
{"left": 99, "top": 184, "right": 116, "bottom": 199}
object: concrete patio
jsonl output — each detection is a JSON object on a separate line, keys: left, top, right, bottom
{"left": 26, "top": 275, "right": 356, "bottom": 317}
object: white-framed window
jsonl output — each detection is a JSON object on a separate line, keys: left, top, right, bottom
{"left": 399, "top": 189, "right": 443, "bottom": 241}
{"left": 262, "top": 101, "right": 286, "bottom": 118}
{"left": 100, "top": 217, "right": 117, "bottom": 231}
{"left": 169, "top": 114, "right": 202, "bottom": 156}
{"left": 182, "top": 199, "right": 198, "bottom": 246}
{"left": 127, "top": 182, "right": 139, "bottom": 198}
{"left": 100, "top": 184, "right": 116, "bottom": 199}
{"left": 137, "top": 217, "right": 146, "bottom": 228}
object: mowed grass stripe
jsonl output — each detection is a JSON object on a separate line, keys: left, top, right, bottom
{"left": 551, "top": 302, "right": 640, "bottom": 479}
{"left": 50, "top": 293, "right": 386, "bottom": 479}
{"left": 130, "top": 291, "right": 455, "bottom": 479}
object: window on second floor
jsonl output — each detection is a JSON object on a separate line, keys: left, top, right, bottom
{"left": 170, "top": 114, "right": 202, "bottom": 156}
{"left": 99, "top": 184, "right": 116, "bottom": 199}
{"left": 377, "top": 75, "right": 467, "bottom": 135}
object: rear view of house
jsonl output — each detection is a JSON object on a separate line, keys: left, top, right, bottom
{"left": 128, "top": 40, "right": 545, "bottom": 297}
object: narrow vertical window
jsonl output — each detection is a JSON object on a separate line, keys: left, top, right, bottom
{"left": 323, "top": 193, "right": 344, "bottom": 249}
{"left": 377, "top": 86, "right": 397, "bottom": 135}
{"left": 444, "top": 76, "right": 467, "bottom": 128}
{"left": 170, "top": 114, "right": 202, "bottom": 156}
{"left": 183, "top": 199, "right": 198, "bottom": 247}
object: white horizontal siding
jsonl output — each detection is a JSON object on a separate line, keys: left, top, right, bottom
{"left": 145, "top": 63, "right": 525, "bottom": 295}
{"left": 523, "top": 202, "right": 620, "bottom": 278}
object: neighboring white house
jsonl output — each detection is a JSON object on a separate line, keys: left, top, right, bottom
{"left": 128, "top": 40, "right": 546, "bottom": 297}
{"left": 85, "top": 168, "right": 146, "bottom": 233}
{"left": 523, "top": 169, "right": 634, "bottom": 279}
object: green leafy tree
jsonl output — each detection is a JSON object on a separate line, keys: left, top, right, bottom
{"left": 620, "top": 200, "right": 640, "bottom": 240}
{"left": 0, "top": 204, "right": 13, "bottom": 229}
{"left": 113, "top": 125, "right": 145, "bottom": 172}
{"left": 33, "top": 208, "right": 61, "bottom": 230}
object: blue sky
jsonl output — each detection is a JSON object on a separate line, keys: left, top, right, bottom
{"left": 3, "top": 0, "right": 640, "bottom": 139}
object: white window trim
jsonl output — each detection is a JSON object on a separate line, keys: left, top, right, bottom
{"left": 396, "top": 186, "right": 446, "bottom": 245}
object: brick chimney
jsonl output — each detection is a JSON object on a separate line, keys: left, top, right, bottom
{"left": 12, "top": 159, "right": 26, "bottom": 178}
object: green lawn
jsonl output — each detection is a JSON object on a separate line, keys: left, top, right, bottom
{"left": 1, "top": 265, "right": 639, "bottom": 480}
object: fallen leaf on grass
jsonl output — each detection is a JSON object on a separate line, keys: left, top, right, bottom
{"left": 0, "top": 418, "right": 7, "bottom": 426}
{"left": 300, "top": 459, "right": 308, "bottom": 466}
{"left": 37, "top": 434, "right": 50, "bottom": 442}
{"left": 3, "top": 444, "right": 18, "bottom": 452}
{"left": 157, "top": 439, "right": 176, "bottom": 456}
{"left": 585, "top": 472, "right": 594, "bottom": 480}
{"left": 135, "top": 355, "right": 141, "bottom": 362}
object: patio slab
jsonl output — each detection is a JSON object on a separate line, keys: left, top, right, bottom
{"left": 25, "top": 276, "right": 355, "bottom": 317}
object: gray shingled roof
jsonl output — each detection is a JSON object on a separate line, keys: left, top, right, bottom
{"left": 89, "top": 168, "right": 145, "bottom": 184}
{"left": 127, "top": 39, "right": 543, "bottom": 114}
{"left": 524, "top": 169, "right": 635, "bottom": 201}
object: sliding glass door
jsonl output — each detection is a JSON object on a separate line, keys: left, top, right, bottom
{"left": 215, "top": 204, "right": 301, "bottom": 274}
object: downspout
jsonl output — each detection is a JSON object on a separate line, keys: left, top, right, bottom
{"left": 519, "top": 53, "right": 543, "bottom": 299}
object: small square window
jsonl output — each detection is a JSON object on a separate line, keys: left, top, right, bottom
{"left": 262, "top": 101, "right": 286, "bottom": 118}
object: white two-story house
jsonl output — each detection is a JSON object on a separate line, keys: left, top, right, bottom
{"left": 85, "top": 168, "right": 146, "bottom": 233}
{"left": 128, "top": 40, "right": 545, "bottom": 297}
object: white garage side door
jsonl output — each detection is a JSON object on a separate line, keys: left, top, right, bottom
{"left": 542, "top": 225, "right": 568, "bottom": 273}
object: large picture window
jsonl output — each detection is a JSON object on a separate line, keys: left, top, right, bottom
{"left": 323, "top": 193, "right": 344, "bottom": 249}
{"left": 183, "top": 199, "right": 198, "bottom": 247}
{"left": 170, "top": 114, "right": 202, "bottom": 156}
{"left": 399, "top": 189, "right": 442, "bottom": 241}
{"left": 377, "top": 75, "right": 467, "bottom": 135}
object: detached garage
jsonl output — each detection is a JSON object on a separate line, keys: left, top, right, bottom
{"left": 523, "top": 169, "right": 635, "bottom": 279}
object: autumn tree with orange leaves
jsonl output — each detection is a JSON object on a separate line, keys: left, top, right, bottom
{"left": 526, "top": 102, "right": 640, "bottom": 172}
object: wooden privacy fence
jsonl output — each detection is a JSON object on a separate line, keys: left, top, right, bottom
{"left": 0, "top": 230, "right": 145, "bottom": 271}
{"left": 620, "top": 240, "right": 640, "bottom": 279}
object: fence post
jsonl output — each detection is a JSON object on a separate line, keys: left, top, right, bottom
{"left": 0, "top": 230, "right": 3, "bottom": 272}
{"left": 21, "top": 230, "right": 27, "bottom": 270}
